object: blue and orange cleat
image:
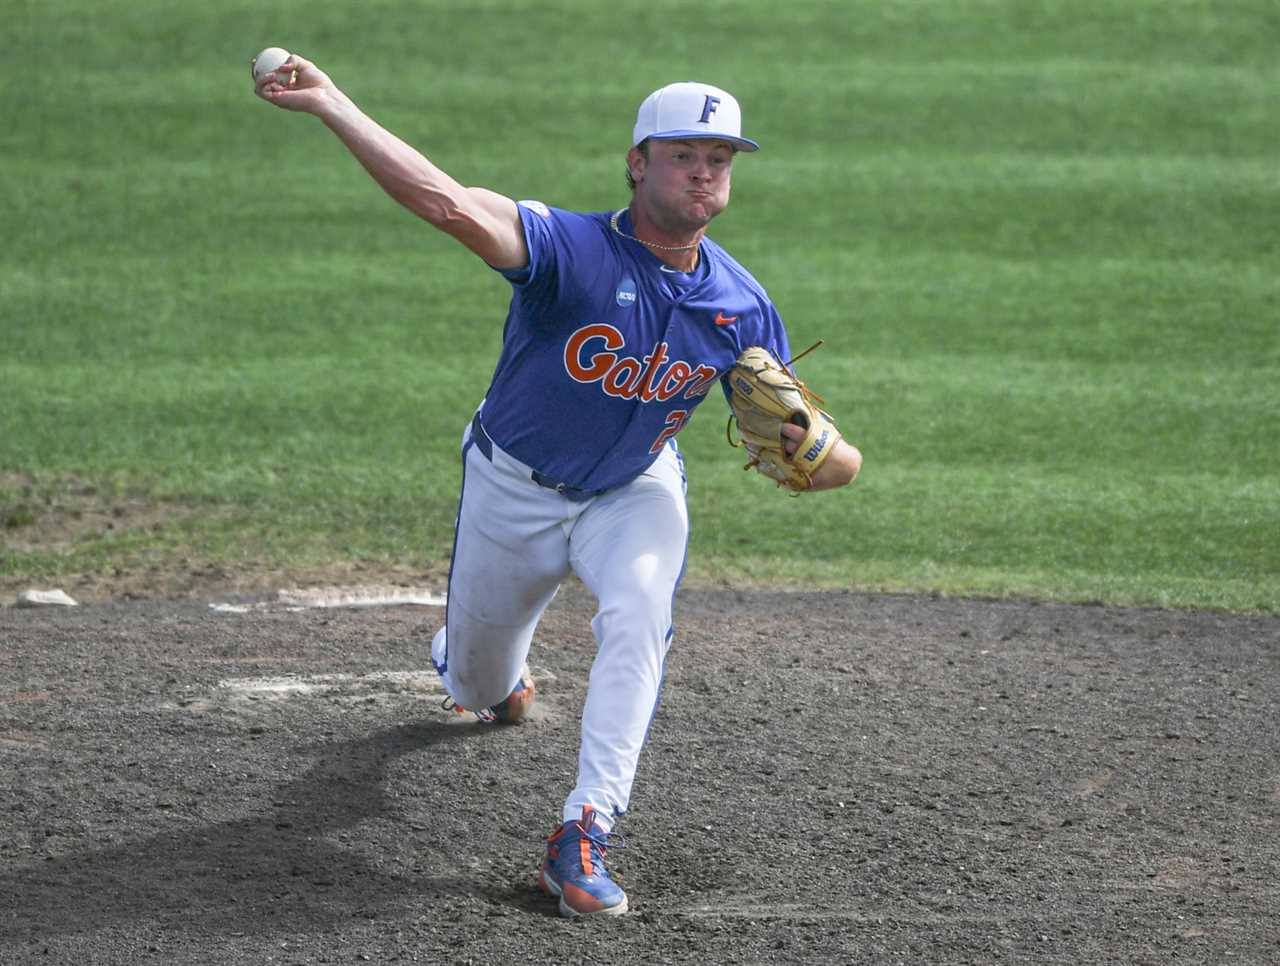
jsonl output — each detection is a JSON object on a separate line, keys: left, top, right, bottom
{"left": 539, "top": 805, "right": 628, "bottom": 918}
{"left": 441, "top": 666, "right": 535, "bottom": 724}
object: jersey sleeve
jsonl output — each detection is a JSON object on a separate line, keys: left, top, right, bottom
{"left": 496, "top": 200, "right": 556, "bottom": 291}
{"left": 496, "top": 202, "right": 610, "bottom": 314}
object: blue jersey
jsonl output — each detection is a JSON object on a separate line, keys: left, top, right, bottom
{"left": 478, "top": 202, "right": 791, "bottom": 492}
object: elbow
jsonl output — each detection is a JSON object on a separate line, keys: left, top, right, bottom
{"left": 817, "top": 442, "right": 862, "bottom": 490}
{"left": 409, "top": 190, "right": 465, "bottom": 232}
{"left": 835, "top": 443, "right": 862, "bottom": 487}
{"left": 428, "top": 196, "right": 469, "bottom": 233}
{"left": 848, "top": 443, "right": 863, "bottom": 482}
{"left": 393, "top": 176, "right": 470, "bottom": 234}
{"left": 420, "top": 195, "right": 494, "bottom": 252}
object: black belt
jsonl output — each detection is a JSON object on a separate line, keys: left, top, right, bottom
{"left": 470, "top": 414, "right": 609, "bottom": 503}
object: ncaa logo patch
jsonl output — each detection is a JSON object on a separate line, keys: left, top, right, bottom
{"left": 517, "top": 200, "right": 551, "bottom": 218}
{"left": 616, "top": 276, "right": 637, "bottom": 308}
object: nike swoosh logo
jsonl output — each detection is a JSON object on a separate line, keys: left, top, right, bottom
{"left": 714, "top": 312, "right": 739, "bottom": 326}
{"left": 659, "top": 265, "right": 681, "bottom": 274}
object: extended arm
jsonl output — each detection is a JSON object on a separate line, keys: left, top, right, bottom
{"left": 255, "top": 54, "right": 528, "bottom": 271}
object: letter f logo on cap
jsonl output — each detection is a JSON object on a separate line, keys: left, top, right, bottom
{"left": 631, "top": 82, "right": 760, "bottom": 152}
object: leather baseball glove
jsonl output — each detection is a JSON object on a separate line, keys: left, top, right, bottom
{"left": 725, "top": 344, "right": 843, "bottom": 492}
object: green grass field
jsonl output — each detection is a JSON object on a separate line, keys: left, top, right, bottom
{"left": 3, "top": 0, "right": 1277, "bottom": 611}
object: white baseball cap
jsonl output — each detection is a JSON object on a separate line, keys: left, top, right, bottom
{"left": 632, "top": 81, "right": 759, "bottom": 152}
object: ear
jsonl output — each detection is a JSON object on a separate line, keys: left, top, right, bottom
{"left": 626, "top": 146, "right": 647, "bottom": 183}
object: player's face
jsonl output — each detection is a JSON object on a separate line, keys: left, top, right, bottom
{"left": 632, "top": 138, "right": 735, "bottom": 233}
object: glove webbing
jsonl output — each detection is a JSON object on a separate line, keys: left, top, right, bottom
{"left": 725, "top": 340, "right": 827, "bottom": 453}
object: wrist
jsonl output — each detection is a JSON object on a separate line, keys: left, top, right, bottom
{"left": 315, "top": 88, "right": 356, "bottom": 124}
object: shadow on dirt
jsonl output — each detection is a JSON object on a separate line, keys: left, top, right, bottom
{"left": 5, "top": 721, "right": 549, "bottom": 943}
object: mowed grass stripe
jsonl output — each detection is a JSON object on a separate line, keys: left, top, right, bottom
{"left": 3, "top": 0, "right": 1277, "bottom": 609}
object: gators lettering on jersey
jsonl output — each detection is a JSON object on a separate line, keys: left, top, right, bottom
{"left": 478, "top": 203, "right": 791, "bottom": 492}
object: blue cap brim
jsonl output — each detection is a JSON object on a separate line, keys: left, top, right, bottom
{"left": 642, "top": 130, "right": 760, "bottom": 152}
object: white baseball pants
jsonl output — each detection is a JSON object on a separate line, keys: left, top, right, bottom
{"left": 431, "top": 412, "right": 688, "bottom": 830}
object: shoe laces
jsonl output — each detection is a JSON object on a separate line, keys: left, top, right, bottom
{"left": 567, "top": 819, "right": 626, "bottom": 872}
{"left": 440, "top": 695, "right": 496, "bottom": 723}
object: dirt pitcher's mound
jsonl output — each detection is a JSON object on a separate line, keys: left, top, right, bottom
{"left": 2, "top": 588, "right": 1277, "bottom": 964}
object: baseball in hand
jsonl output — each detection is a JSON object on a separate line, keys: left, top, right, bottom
{"left": 251, "top": 47, "right": 296, "bottom": 85}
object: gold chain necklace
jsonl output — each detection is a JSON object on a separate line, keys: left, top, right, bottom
{"left": 609, "top": 209, "right": 701, "bottom": 252}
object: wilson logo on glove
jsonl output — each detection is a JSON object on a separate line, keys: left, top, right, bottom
{"left": 804, "top": 429, "right": 831, "bottom": 463}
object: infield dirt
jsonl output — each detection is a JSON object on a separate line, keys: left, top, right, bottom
{"left": 2, "top": 584, "right": 1277, "bottom": 964}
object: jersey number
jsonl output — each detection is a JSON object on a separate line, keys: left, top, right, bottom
{"left": 650, "top": 410, "right": 689, "bottom": 453}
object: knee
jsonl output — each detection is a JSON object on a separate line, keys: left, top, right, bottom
{"left": 593, "top": 584, "right": 675, "bottom": 652}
